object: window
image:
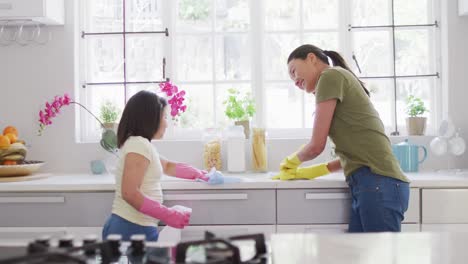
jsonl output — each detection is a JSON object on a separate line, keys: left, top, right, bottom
{"left": 79, "top": 0, "right": 440, "bottom": 141}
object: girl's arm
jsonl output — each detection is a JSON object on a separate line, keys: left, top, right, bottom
{"left": 160, "top": 158, "right": 177, "bottom": 177}
{"left": 121, "top": 152, "right": 150, "bottom": 209}
{"left": 122, "top": 153, "right": 191, "bottom": 228}
{"left": 297, "top": 99, "right": 337, "bottom": 162}
{"left": 160, "top": 157, "right": 209, "bottom": 181}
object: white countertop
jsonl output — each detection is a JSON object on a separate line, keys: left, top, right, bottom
{"left": 270, "top": 232, "right": 468, "bottom": 264}
{"left": 1, "top": 170, "right": 468, "bottom": 192}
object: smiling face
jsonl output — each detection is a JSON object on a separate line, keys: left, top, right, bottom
{"left": 288, "top": 53, "right": 324, "bottom": 94}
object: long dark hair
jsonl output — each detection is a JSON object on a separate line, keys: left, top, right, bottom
{"left": 287, "top": 44, "right": 370, "bottom": 96}
{"left": 117, "top": 90, "right": 168, "bottom": 148}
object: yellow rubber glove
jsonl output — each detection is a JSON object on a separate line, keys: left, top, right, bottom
{"left": 279, "top": 153, "right": 302, "bottom": 173}
{"left": 295, "top": 163, "right": 330, "bottom": 180}
{"left": 271, "top": 170, "right": 296, "bottom": 180}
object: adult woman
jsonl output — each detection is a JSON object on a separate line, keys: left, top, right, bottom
{"left": 275, "top": 44, "right": 409, "bottom": 232}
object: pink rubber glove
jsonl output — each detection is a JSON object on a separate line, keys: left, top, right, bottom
{"left": 139, "top": 196, "right": 191, "bottom": 229}
{"left": 175, "top": 163, "right": 209, "bottom": 182}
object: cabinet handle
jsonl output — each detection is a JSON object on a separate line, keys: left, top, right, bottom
{"left": 305, "top": 193, "right": 350, "bottom": 200}
{"left": 0, "top": 3, "right": 13, "bottom": 9}
{"left": 0, "top": 197, "right": 65, "bottom": 203}
{"left": 164, "top": 193, "right": 248, "bottom": 201}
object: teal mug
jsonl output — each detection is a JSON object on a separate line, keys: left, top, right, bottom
{"left": 392, "top": 139, "right": 427, "bottom": 172}
{"left": 90, "top": 160, "right": 106, "bottom": 174}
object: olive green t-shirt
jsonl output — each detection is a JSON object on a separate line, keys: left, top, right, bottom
{"left": 315, "top": 67, "right": 409, "bottom": 183}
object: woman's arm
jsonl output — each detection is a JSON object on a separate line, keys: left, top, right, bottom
{"left": 297, "top": 99, "right": 337, "bottom": 162}
{"left": 326, "top": 159, "right": 342, "bottom": 172}
{"left": 121, "top": 153, "right": 150, "bottom": 210}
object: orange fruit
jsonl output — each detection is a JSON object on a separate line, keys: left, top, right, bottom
{"left": 2, "top": 160, "right": 17, "bottom": 165}
{"left": 0, "top": 135, "right": 11, "bottom": 148}
{"left": 3, "top": 126, "right": 18, "bottom": 137}
{"left": 4, "top": 133, "right": 17, "bottom": 144}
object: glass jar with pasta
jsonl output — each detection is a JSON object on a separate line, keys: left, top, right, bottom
{"left": 251, "top": 127, "right": 267, "bottom": 172}
{"left": 203, "top": 128, "right": 222, "bottom": 171}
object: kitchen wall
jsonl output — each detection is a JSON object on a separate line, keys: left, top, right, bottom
{"left": 0, "top": 1, "right": 467, "bottom": 174}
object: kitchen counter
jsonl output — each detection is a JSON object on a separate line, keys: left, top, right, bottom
{"left": 1, "top": 170, "right": 468, "bottom": 192}
{"left": 270, "top": 232, "right": 468, "bottom": 264}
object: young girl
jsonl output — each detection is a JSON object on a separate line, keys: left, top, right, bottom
{"left": 102, "top": 90, "right": 208, "bottom": 241}
{"left": 276, "top": 44, "right": 410, "bottom": 232}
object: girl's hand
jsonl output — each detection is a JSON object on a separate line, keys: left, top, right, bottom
{"left": 175, "top": 163, "right": 208, "bottom": 181}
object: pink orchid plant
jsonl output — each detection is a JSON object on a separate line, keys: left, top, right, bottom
{"left": 38, "top": 93, "right": 104, "bottom": 136}
{"left": 159, "top": 81, "right": 187, "bottom": 120}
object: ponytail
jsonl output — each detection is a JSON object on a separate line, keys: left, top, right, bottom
{"left": 288, "top": 44, "right": 370, "bottom": 97}
{"left": 323, "top": 50, "right": 370, "bottom": 97}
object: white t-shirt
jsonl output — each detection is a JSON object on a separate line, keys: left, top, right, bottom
{"left": 112, "top": 136, "right": 163, "bottom": 226}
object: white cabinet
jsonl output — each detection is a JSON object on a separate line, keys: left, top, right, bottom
{"left": 0, "top": 0, "right": 64, "bottom": 25}
{"left": 276, "top": 224, "right": 420, "bottom": 234}
{"left": 460, "top": 0, "right": 468, "bottom": 16}
{"left": 421, "top": 224, "right": 468, "bottom": 232}
{"left": 422, "top": 189, "right": 468, "bottom": 223}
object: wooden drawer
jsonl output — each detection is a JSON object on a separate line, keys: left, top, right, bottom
{"left": 422, "top": 189, "right": 468, "bottom": 223}
{"left": 163, "top": 190, "right": 275, "bottom": 225}
{"left": 0, "top": 192, "right": 113, "bottom": 227}
{"left": 277, "top": 188, "right": 419, "bottom": 224}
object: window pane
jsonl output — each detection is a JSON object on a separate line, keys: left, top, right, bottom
{"left": 395, "top": 29, "right": 434, "bottom": 76}
{"left": 176, "top": 0, "right": 212, "bottom": 33}
{"left": 175, "top": 36, "right": 213, "bottom": 81}
{"left": 215, "top": 0, "right": 250, "bottom": 32}
{"left": 352, "top": 30, "right": 393, "bottom": 76}
{"left": 265, "top": 0, "right": 299, "bottom": 31}
{"left": 126, "top": 35, "right": 165, "bottom": 82}
{"left": 84, "top": 0, "right": 123, "bottom": 32}
{"left": 394, "top": 0, "right": 432, "bottom": 25}
{"left": 178, "top": 83, "right": 214, "bottom": 128}
{"left": 303, "top": 32, "right": 339, "bottom": 52}
{"left": 303, "top": 0, "right": 339, "bottom": 30}
{"left": 85, "top": 35, "right": 124, "bottom": 83}
{"left": 266, "top": 83, "right": 302, "bottom": 128}
{"left": 366, "top": 79, "right": 394, "bottom": 127}
{"left": 264, "top": 34, "right": 300, "bottom": 80}
{"left": 215, "top": 83, "right": 251, "bottom": 128}
{"left": 125, "top": 0, "right": 164, "bottom": 31}
{"left": 351, "top": 0, "right": 391, "bottom": 26}
{"left": 83, "top": 85, "right": 125, "bottom": 140}
{"left": 215, "top": 34, "right": 250, "bottom": 81}
{"left": 396, "top": 78, "right": 434, "bottom": 131}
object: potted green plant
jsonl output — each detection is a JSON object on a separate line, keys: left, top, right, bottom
{"left": 406, "top": 95, "right": 429, "bottom": 135}
{"left": 99, "top": 101, "right": 121, "bottom": 133}
{"left": 223, "top": 88, "right": 256, "bottom": 138}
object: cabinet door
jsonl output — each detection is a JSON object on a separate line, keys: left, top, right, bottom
{"left": 422, "top": 189, "right": 468, "bottom": 223}
{"left": 0, "top": 227, "right": 66, "bottom": 242}
{"left": 179, "top": 225, "right": 276, "bottom": 241}
{"left": 277, "top": 224, "right": 419, "bottom": 234}
{"left": 277, "top": 224, "right": 348, "bottom": 234}
{"left": 163, "top": 190, "right": 276, "bottom": 225}
{"left": 0, "top": 192, "right": 113, "bottom": 227}
{"left": 277, "top": 189, "right": 351, "bottom": 224}
{"left": 421, "top": 224, "right": 468, "bottom": 232}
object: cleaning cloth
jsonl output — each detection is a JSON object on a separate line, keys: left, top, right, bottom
{"left": 198, "top": 167, "right": 242, "bottom": 185}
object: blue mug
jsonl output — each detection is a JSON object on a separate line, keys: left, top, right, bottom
{"left": 90, "top": 160, "right": 106, "bottom": 174}
{"left": 392, "top": 139, "right": 427, "bottom": 172}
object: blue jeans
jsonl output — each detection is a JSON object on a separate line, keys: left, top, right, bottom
{"left": 102, "top": 214, "right": 159, "bottom": 241}
{"left": 347, "top": 167, "right": 410, "bottom": 232}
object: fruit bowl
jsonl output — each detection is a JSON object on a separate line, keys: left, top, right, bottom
{"left": 0, "top": 161, "right": 45, "bottom": 177}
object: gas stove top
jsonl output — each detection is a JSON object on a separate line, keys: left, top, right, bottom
{"left": 0, "top": 232, "right": 268, "bottom": 264}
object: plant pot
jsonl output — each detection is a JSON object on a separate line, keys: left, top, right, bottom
{"left": 235, "top": 120, "right": 250, "bottom": 139}
{"left": 103, "top": 122, "right": 119, "bottom": 134}
{"left": 406, "top": 117, "right": 427, "bottom": 135}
